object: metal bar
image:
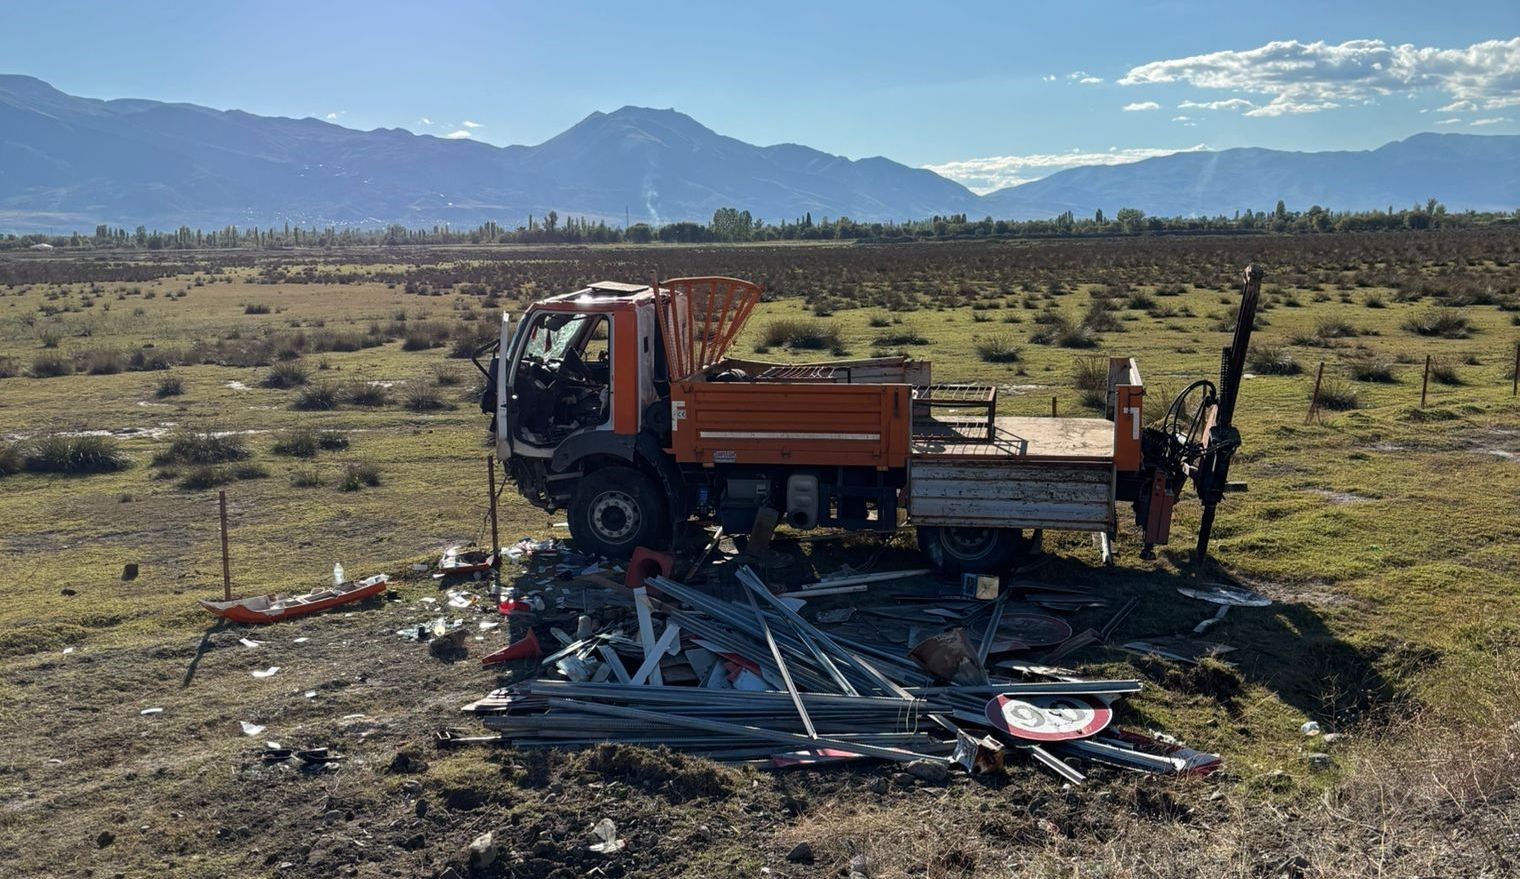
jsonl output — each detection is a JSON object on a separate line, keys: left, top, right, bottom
{"left": 976, "top": 588, "right": 1010, "bottom": 668}
{"left": 746, "top": 588, "right": 816, "bottom": 739}
{"left": 545, "top": 697, "right": 942, "bottom": 764}
{"left": 632, "top": 587, "right": 663, "bottom": 686}
{"left": 1026, "top": 744, "right": 1086, "bottom": 784}
{"left": 218, "top": 490, "right": 231, "bottom": 600}
{"left": 905, "top": 680, "right": 1142, "bottom": 696}
{"left": 597, "top": 645, "right": 631, "bottom": 684}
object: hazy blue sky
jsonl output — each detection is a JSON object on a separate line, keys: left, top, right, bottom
{"left": 3, "top": 1, "right": 1517, "bottom": 189}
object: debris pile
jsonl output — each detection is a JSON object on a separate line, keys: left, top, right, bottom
{"left": 462, "top": 565, "right": 1222, "bottom": 782}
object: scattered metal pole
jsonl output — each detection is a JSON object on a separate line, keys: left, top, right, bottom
{"left": 1305, "top": 361, "right": 1325, "bottom": 423}
{"left": 1512, "top": 341, "right": 1519, "bottom": 396}
{"left": 745, "top": 588, "right": 817, "bottom": 739}
{"left": 1420, "top": 354, "right": 1431, "bottom": 408}
{"left": 1050, "top": 395, "right": 1058, "bottom": 417}
{"left": 218, "top": 490, "right": 232, "bottom": 600}
{"left": 485, "top": 455, "right": 500, "bottom": 560}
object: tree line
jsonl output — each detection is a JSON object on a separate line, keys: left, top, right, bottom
{"left": 1, "top": 199, "right": 1514, "bottom": 252}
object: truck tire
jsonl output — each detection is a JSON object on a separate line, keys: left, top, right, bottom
{"left": 568, "top": 466, "right": 668, "bottom": 560}
{"left": 916, "top": 526, "right": 1027, "bottom": 575}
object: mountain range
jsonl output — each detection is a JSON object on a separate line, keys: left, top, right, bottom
{"left": 1, "top": 74, "right": 1517, "bottom": 232}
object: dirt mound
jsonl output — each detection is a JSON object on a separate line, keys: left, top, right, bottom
{"left": 569, "top": 744, "right": 741, "bottom": 802}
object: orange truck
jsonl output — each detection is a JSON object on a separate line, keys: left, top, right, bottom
{"left": 475, "top": 270, "right": 1259, "bottom": 573}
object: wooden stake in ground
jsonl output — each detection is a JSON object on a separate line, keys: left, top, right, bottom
{"left": 1421, "top": 354, "right": 1432, "bottom": 409}
{"left": 1305, "top": 361, "right": 1325, "bottom": 424}
{"left": 1512, "top": 341, "right": 1519, "bottom": 397}
{"left": 1050, "top": 395, "right": 1058, "bottom": 417}
{"left": 218, "top": 490, "right": 232, "bottom": 600}
{"left": 486, "top": 455, "right": 500, "bottom": 560}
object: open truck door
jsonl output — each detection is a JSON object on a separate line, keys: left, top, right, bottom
{"left": 495, "top": 312, "right": 513, "bottom": 461}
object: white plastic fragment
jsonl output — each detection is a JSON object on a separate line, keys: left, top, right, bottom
{"left": 240, "top": 721, "right": 266, "bottom": 736}
{"left": 588, "top": 818, "right": 625, "bottom": 854}
{"left": 252, "top": 667, "right": 281, "bottom": 678}
{"left": 239, "top": 638, "right": 263, "bottom": 648}
{"left": 1301, "top": 721, "right": 1321, "bottom": 736}
{"left": 140, "top": 707, "right": 164, "bottom": 716}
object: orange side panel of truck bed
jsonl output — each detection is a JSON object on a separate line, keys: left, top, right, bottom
{"left": 670, "top": 382, "right": 911, "bottom": 469}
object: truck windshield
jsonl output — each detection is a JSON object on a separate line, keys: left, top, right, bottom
{"left": 522, "top": 313, "right": 590, "bottom": 362}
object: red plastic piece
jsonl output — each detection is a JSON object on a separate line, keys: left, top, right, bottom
{"left": 625, "top": 547, "right": 675, "bottom": 590}
{"left": 480, "top": 629, "right": 542, "bottom": 665}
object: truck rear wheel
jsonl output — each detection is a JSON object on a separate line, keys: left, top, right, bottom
{"left": 916, "top": 526, "right": 1028, "bottom": 575}
{"left": 568, "top": 466, "right": 667, "bottom": 560}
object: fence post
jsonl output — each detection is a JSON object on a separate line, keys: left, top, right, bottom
{"left": 219, "top": 490, "right": 232, "bottom": 600}
{"left": 1512, "top": 341, "right": 1518, "bottom": 397}
{"left": 486, "top": 455, "right": 499, "bottom": 561}
{"left": 1305, "top": 361, "right": 1325, "bottom": 424}
{"left": 1420, "top": 354, "right": 1431, "bottom": 409}
{"left": 1051, "top": 395, "right": 1058, "bottom": 417}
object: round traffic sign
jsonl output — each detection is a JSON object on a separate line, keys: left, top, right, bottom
{"left": 984, "top": 694, "right": 1112, "bottom": 742}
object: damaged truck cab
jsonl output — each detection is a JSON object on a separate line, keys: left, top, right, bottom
{"left": 477, "top": 272, "right": 1258, "bottom": 572}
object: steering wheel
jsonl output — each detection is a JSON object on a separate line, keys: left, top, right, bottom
{"left": 558, "top": 347, "right": 594, "bottom": 386}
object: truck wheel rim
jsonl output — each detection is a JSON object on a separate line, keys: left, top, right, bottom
{"left": 590, "top": 491, "right": 638, "bottom": 541}
{"left": 942, "top": 527, "right": 996, "bottom": 560}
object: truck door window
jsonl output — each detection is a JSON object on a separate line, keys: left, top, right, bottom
{"left": 514, "top": 312, "right": 612, "bottom": 444}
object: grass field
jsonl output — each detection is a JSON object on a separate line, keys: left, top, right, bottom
{"left": 1, "top": 233, "right": 1518, "bottom": 878}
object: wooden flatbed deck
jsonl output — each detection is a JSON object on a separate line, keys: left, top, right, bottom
{"left": 911, "top": 416, "right": 1116, "bottom": 462}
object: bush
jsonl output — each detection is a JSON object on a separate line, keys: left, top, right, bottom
{"left": 0, "top": 356, "right": 17, "bottom": 379}
{"left": 317, "top": 430, "right": 349, "bottom": 451}
{"left": 1315, "top": 377, "right": 1361, "bottom": 411}
{"left": 432, "top": 365, "right": 465, "bottom": 387}
{"left": 293, "top": 381, "right": 340, "bottom": 410}
{"left": 1429, "top": 362, "right": 1463, "bottom": 386}
{"left": 243, "top": 303, "right": 271, "bottom": 315}
{"left": 403, "top": 381, "right": 448, "bottom": 412}
{"left": 271, "top": 429, "right": 348, "bottom": 458}
{"left": 1081, "top": 300, "right": 1125, "bottom": 333}
{"left": 1347, "top": 355, "right": 1397, "bottom": 383}
{"left": 401, "top": 331, "right": 442, "bottom": 351}
{"left": 1246, "top": 343, "right": 1302, "bottom": 376}
{"left": 81, "top": 348, "right": 126, "bottom": 375}
{"left": 155, "top": 430, "right": 250, "bottom": 466}
{"left": 1402, "top": 307, "right": 1473, "bottom": 339}
{"left": 128, "top": 347, "right": 179, "bottom": 371}
{"left": 340, "top": 462, "right": 382, "bottom": 491}
{"left": 1314, "top": 316, "right": 1360, "bottom": 340}
{"left": 344, "top": 382, "right": 390, "bottom": 407}
{"left": 290, "top": 466, "right": 323, "bottom": 488}
{"left": 975, "top": 334, "right": 1023, "bottom": 363}
{"left": 867, "top": 313, "right": 893, "bottom": 328}
{"left": 262, "top": 361, "right": 309, "bottom": 389}
{"left": 758, "top": 318, "right": 846, "bottom": 353}
{"left": 874, "top": 326, "right": 928, "bottom": 346}
{"left": 0, "top": 442, "right": 22, "bottom": 476}
{"left": 154, "top": 375, "right": 184, "bottom": 398}
{"left": 22, "top": 435, "right": 130, "bottom": 474}
{"left": 1073, "top": 355, "right": 1108, "bottom": 410}
{"left": 30, "top": 353, "right": 74, "bottom": 378}
{"left": 178, "top": 462, "right": 268, "bottom": 490}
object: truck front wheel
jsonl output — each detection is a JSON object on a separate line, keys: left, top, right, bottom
{"left": 568, "top": 466, "right": 667, "bottom": 560}
{"left": 916, "top": 526, "right": 1028, "bottom": 575}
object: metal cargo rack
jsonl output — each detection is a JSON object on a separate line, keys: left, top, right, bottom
{"left": 912, "top": 384, "right": 998, "bottom": 442}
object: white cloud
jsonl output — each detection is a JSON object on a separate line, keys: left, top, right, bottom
{"left": 418, "top": 117, "right": 433, "bottom": 126}
{"left": 1438, "top": 99, "right": 1477, "bottom": 112}
{"left": 461, "top": 120, "right": 484, "bottom": 129}
{"left": 1470, "top": 117, "right": 1513, "bottom": 126}
{"left": 1434, "top": 117, "right": 1463, "bottom": 125}
{"left": 1042, "top": 74, "right": 1057, "bottom": 82}
{"left": 1067, "top": 71, "right": 1103, "bottom": 84}
{"left": 324, "top": 111, "right": 344, "bottom": 120}
{"left": 443, "top": 129, "right": 472, "bottom": 139}
{"left": 1123, "top": 101, "right": 1161, "bottom": 111}
{"left": 1120, "top": 37, "right": 1520, "bottom": 115}
{"left": 924, "top": 144, "right": 1210, "bottom": 194}
{"left": 1178, "top": 98, "right": 1255, "bottom": 111}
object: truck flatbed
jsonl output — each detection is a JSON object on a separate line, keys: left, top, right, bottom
{"left": 912, "top": 416, "right": 1116, "bottom": 462}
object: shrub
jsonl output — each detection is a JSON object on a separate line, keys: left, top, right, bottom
{"left": 867, "top": 313, "right": 893, "bottom": 328}
{"left": 317, "top": 430, "right": 349, "bottom": 451}
{"left": 271, "top": 429, "right": 319, "bottom": 458}
{"left": 177, "top": 462, "right": 269, "bottom": 490}
{"left": 0, "top": 442, "right": 22, "bottom": 476}
{"left": 1246, "top": 343, "right": 1302, "bottom": 376}
{"left": 128, "top": 347, "right": 178, "bottom": 371}
{"left": 1081, "top": 301, "right": 1125, "bottom": 333}
{"left": 22, "top": 434, "right": 130, "bottom": 474}
{"left": 432, "top": 365, "right": 465, "bottom": 387}
{"left": 30, "top": 353, "right": 74, "bottom": 378}
{"left": 1314, "top": 317, "right": 1360, "bottom": 340}
{"left": 262, "top": 361, "right": 309, "bottom": 389}
{"left": 874, "top": 326, "right": 929, "bottom": 346}
{"left": 155, "top": 375, "right": 184, "bottom": 398}
{"left": 293, "top": 381, "right": 340, "bottom": 410}
{"left": 1429, "top": 362, "right": 1463, "bottom": 385}
{"left": 1073, "top": 355, "right": 1109, "bottom": 410}
{"left": 38, "top": 329, "right": 62, "bottom": 349}
{"left": 1315, "top": 377, "right": 1361, "bottom": 411}
{"left": 290, "top": 466, "right": 323, "bottom": 488}
{"left": 81, "top": 348, "right": 126, "bottom": 375}
{"left": 401, "top": 330, "right": 442, "bottom": 351}
{"left": 340, "top": 462, "right": 383, "bottom": 491}
{"left": 758, "top": 318, "right": 845, "bottom": 353}
{"left": 155, "top": 430, "right": 250, "bottom": 466}
{"left": 975, "top": 335, "right": 1023, "bottom": 363}
{"left": 243, "top": 303, "right": 271, "bottom": 315}
{"left": 1402, "top": 307, "right": 1473, "bottom": 339}
{"left": 344, "top": 382, "right": 390, "bottom": 407}
{"left": 0, "top": 356, "right": 17, "bottom": 378}
{"left": 1125, "top": 291, "right": 1156, "bottom": 311}
{"left": 1363, "top": 292, "right": 1386, "bottom": 308}
{"left": 1347, "top": 355, "right": 1397, "bottom": 383}
{"left": 403, "top": 381, "right": 448, "bottom": 413}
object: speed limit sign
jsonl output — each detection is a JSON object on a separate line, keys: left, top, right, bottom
{"left": 984, "top": 694, "right": 1113, "bottom": 742}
